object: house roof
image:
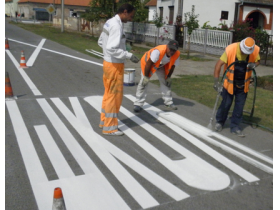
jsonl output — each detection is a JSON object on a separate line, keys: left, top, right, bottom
{"left": 5, "top": 0, "right": 13, "bottom": 2}
{"left": 145, "top": 0, "right": 157, "bottom": 7}
{"left": 18, "top": 0, "right": 91, "bottom": 7}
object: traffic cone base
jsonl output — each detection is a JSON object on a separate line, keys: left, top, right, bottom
{"left": 5, "top": 38, "right": 9, "bottom": 50}
{"left": 19, "top": 51, "right": 28, "bottom": 68}
{"left": 52, "top": 187, "right": 66, "bottom": 210}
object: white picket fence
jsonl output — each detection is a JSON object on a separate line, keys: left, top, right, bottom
{"left": 187, "top": 28, "right": 232, "bottom": 48}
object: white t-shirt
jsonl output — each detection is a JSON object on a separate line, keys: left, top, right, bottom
{"left": 150, "top": 49, "right": 180, "bottom": 67}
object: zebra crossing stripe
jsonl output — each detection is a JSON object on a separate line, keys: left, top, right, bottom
{"left": 37, "top": 98, "right": 131, "bottom": 210}
{"left": 6, "top": 101, "right": 53, "bottom": 209}
{"left": 50, "top": 97, "right": 160, "bottom": 209}
{"left": 34, "top": 125, "right": 75, "bottom": 178}
{"left": 124, "top": 94, "right": 260, "bottom": 183}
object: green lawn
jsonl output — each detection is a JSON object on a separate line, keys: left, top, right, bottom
{"left": 10, "top": 21, "right": 273, "bottom": 131}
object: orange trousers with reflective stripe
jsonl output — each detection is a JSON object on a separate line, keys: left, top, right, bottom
{"left": 100, "top": 60, "right": 124, "bottom": 134}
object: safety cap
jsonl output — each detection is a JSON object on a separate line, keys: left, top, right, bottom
{"left": 240, "top": 37, "right": 255, "bottom": 54}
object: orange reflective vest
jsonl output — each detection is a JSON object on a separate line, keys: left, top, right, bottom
{"left": 223, "top": 43, "right": 260, "bottom": 94}
{"left": 141, "top": 45, "right": 180, "bottom": 79}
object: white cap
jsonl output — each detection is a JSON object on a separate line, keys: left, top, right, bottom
{"left": 240, "top": 37, "right": 255, "bottom": 54}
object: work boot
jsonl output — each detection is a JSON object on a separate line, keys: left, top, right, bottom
{"left": 103, "top": 130, "right": 124, "bottom": 136}
{"left": 231, "top": 129, "right": 245, "bottom": 137}
{"left": 215, "top": 123, "right": 223, "bottom": 132}
{"left": 165, "top": 104, "right": 178, "bottom": 110}
{"left": 134, "top": 105, "right": 142, "bottom": 112}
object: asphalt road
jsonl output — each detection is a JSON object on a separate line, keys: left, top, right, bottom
{"left": 5, "top": 20, "right": 273, "bottom": 210}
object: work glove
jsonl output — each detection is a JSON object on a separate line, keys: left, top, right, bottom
{"left": 130, "top": 54, "right": 140, "bottom": 63}
{"left": 247, "top": 62, "right": 256, "bottom": 70}
{"left": 213, "top": 78, "right": 222, "bottom": 93}
{"left": 142, "top": 76, "right": 150, "bottom": 87}
{"left": 165, "top": 77, "right": 172, "bottom": 87}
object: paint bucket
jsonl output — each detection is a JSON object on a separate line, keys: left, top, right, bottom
{"left": 123, "top": 68, "right": 135, "bottom": 86}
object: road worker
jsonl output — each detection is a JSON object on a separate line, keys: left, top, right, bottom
{"left": 133, "top": 40, "right": 180, "bottom": 112}
{"left": 213, "top": 37, "right": 260, "bottom": 137}
{"left": 98, "top": 3, "right": 140, "bottom": 136}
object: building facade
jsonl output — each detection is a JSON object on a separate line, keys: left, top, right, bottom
{"left": 152, "top": 0, "right": 273, "bottom": 34}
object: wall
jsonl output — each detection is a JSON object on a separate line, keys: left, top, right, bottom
{"left": 148, "top": 6, "right": 157, "bottom": 21}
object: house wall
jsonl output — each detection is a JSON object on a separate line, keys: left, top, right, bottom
{"left": 5, "top": 0, "right": 20, "bottom": 17}
{"left": 156, "top": 0, "right": 273, "bottom": 34}
{"left": 148, "top": 6, "right": 156, "bottom": 21}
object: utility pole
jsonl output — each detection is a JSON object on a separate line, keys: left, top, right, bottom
{"left": 61, "top": 0, "right": 64, "bottom": 32}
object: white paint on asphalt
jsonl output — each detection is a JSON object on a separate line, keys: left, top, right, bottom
{"left": 157, "top": 112, "right": 273, "bottom": 174}
{"left": 37, "top": 98, "right": 131, "bottom": 210}
{"left": 6, "top": 50, "right": 42, "bottom": 95}
{"left": 51, "top": 97, "right": 160, "bottom": 209}
{"left": 6, "top": 100, "right": 51, "bottom": 209}
{"left": 124, "top": 94, "right": 260, "bottom": 183}
{"left": 26, "top": 39, "right": 46, "bottom": 67}
{"left": 34, "top": 125, "right": 75, "bottom": 178}
{"left": 9, "top": 38, "right": 103, "bottom": 66}
{"left": 84, "top": 96, "right": 231, "bottom": 191}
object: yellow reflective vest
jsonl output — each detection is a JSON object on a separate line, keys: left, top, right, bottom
{"left": 223, "top": 43, "right": 260, "bottom": 94}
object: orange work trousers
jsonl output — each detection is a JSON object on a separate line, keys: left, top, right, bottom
{"left": 100, "top": 60, "right": 124, "bottom": 134}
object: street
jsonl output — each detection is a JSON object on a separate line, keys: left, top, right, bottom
{"left": 5, "top": 20, "right": 273, "bottom": 210}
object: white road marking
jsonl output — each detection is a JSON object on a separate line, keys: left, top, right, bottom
{"left": 37, "top": 98, "right": 131, "bottom": 210}
{"left": 51, "top": 97, "right": 159, "bottom": 209}
{"left": 124, "top": 94, "right": 260, "bottom": 183}
{"left": 34, "top": 125, "right": 75, "bottom": 178}
{"left": 5, "top": 50, "right": 42, "bottom": 95}
{"left": 26, "top": 39, "right": 46, "bottom": 66}
{"left": 157, "top": 112, "right": 273, "bottom": 174}
{"left": 85, "top": 95, "right": 231, "bottom": 191}
{"left": 85, "top": 96, "right": 231, "bottom": 191}
{"left": 9, "top": 38, "right": 103, "bottom": 66}
{"left": 6, "top": 100, "right": 52, "bottom": 209}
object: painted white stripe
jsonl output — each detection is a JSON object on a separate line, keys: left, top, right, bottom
{"left": 124, "top": 94, "right": 260, "bottom": 183}
{"left": 84, "top": 96, "right": 231, "bottom": 190}
{"left": 37, "top": 98, "right": 130, "bottom": 210}
{"left": 9, "top": 38, "right": 103, "bottom": 67}
{"left": 51, "top": 97, "right": 159, "bottom": 209}
{"left": 86, "top": 96, "right": 230, "bottom": 191}
{"left": 6, "top": 50, "right": 42, "bottom": 96}
{"left": 100, "top": 136, "right": 189, "bottom": 201}
{"left": 158, "top": 112, "right": 273, "bottom": 174}
{"left": 42, "top": 48, "right": 103, "bottom": 66}
{"left": 27, "top": 39, "right": 46, "bottom": 66}
{"left": 6, "top": 101, "right": 50, "bottom": 209}
{"left": 8, "top": 38, "right": 37, "bottom": 47}
{"left": 34, "top": 125, "right": 75, "bottom": 179}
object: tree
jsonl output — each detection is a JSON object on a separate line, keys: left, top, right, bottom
{"left": 184, "top": 5, "right": 199, "bottom": 57}
{"left": 152, "top": 10, "right": 164, "bottom": 46}
{"left": 83, "top": 0, "right": 148, "bottom": 22}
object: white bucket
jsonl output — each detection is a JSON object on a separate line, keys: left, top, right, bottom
{"left": 123, "top": 68, "right": 135, "bottom": 86}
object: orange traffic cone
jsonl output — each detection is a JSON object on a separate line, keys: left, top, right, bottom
{"left": 5, "top": 72, "right": 14, "bottom": 98}
{"left": 52, "top": 187, "right": 66, "bottom": 210}
{"left": 5, "top": 38, "right": 9, "bottom": 50}
{"left": 19, "top": 51, "right": 28, "bottom": 68}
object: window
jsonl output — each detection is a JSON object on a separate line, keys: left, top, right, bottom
{"left": 221, "top": 11, "right": 228, "bottom": 20}
{"left": 159, "top": 7, "right": 163, "bottom": 20}
{"left": 169, "top": 6, "right": 174, "bottom": 24}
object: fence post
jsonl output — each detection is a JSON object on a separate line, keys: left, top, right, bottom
{"left": 183, "top": 26, "right": 188, "bottom": 52}
{"left": 230, "top": 29, "right": 235, "bottom": 43}
{"left": 203, "top": 28, "right": 208, "bottom": 56}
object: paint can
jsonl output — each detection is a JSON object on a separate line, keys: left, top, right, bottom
{"left": 123, "top": 68, "right": 135, "bottom": 86}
